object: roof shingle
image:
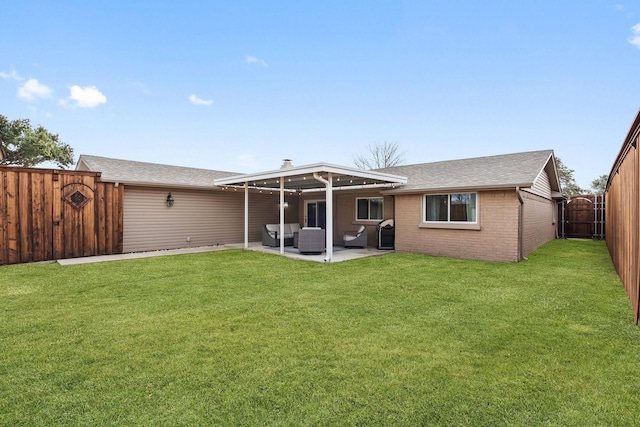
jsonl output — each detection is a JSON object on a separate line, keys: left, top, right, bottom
{"left": 76, "top": 150, "right": 557, "bottom": 193}
{"left": 76, "top": 155, "right": 238, "bottom": 188}
{"left": 377, "top": 150, "right": 555, "bottom": 192}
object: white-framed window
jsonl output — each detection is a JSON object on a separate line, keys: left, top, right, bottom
{"left": 356, "top": 197, "right": 383, "bottom": 221}
{"left": 424, "top": 193, "right": 477, "bottom": 223}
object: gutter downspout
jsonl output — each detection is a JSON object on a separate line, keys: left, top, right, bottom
{"left": 313, "top": 172, "right": 333, "bottom": 262}
{"left": 516, "top": 186, "right": 527, "bottom": 261}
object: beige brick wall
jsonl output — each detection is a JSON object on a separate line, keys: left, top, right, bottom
{"left": 394, "top": 190, "right": 521, "bottom": 262}
{"left": 521, "top": 190, "right": 557, "bottom": 257}
{"left": 257, "top": 187, "right": 556, "bottom": 260}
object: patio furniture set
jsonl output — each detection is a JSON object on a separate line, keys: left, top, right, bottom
{"left": 262, "top": 223, "right": 367, "bottom": 254}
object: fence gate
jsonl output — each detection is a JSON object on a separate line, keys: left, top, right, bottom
{"left": 558, "top": 195, "right": 605, "bottom": 239}
{"left": 0, "top": 166, "right": 123, "bottom": 265}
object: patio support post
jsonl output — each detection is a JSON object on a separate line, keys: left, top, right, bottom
{"left": 244, "top": 181, "right": 249, "bottom": 249}
{"left": 326, "top": 173, "right": 333, "bottom": 262}
{"left": 313, "top": 171, "right": 333, "bottom": 262}
{"left": 280, "top": 177, "right": 285, "bottom": 255}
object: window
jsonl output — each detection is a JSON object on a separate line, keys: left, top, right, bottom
{"left": 425, "top": 193, "right": 477, "bottom": 223}
{"left": 356, "top": 197, "right": 383, "bottom": 221}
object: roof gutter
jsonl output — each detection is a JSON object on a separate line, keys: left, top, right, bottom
{"left": 382, "top": 183, "right": 533, "bottom": 195}
{"left": 95, "top": 179, "right": 219, "bottom": 190}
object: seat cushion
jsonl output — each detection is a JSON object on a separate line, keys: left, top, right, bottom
{"left": 265, "top": 224, "right": 279, "bottom": 237}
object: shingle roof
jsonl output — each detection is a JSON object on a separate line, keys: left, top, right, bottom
{"left": 76, "top": 150, "right": 558, "bottom": 193}
{"left": 377, "top": 150, "right": 557, "bottom": 193}
{"left": 76, "top": 155, "right": 239, "bottom": 189}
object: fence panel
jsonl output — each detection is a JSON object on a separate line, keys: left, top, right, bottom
{"left": 558, "top": 195, "right": 605, "bottom": 239}
{"left": 606, "top": 111, "right": 640, "bottom": 324}
{"left": 0, "top": 166, "right": 123, "bottom": 265}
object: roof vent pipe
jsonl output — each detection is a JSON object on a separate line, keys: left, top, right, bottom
{"left": 281, "top": 159, "right": 293, "bottom": 169}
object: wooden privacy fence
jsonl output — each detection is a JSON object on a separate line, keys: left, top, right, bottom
{"left": 606, "top": 110, "right": 640, "bottom": 324}
{"left": 0, "top": 166, "right": 123, "bottom": 265}
{"left": 557, "top": 195, "right": 605, "bottom": 240}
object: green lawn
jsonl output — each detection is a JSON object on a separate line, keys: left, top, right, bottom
{"left": 1, "top": 239, "right": 639, "bottom": 426}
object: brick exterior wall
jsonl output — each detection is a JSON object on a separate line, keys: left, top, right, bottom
{"left": 290, "top": 187, "right": 557, "bottom": 261}
{"left": 521, "top": 190, "right": 557, "bottom": 257}
{"left": 394, "top": 190, "right": 521, "bottom": 262}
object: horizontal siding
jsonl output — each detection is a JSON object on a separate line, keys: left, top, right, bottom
{"left": 333, "top": 190, "right": 390, "bottom": 246}
{"left": 296, "top": 190, "right": 387, "bottom": 245}
{"left": 123, "top": 186, "right": 292, "bottom": 253}
{"left": 527, "top": 169, "right": 552, "bottom": 199}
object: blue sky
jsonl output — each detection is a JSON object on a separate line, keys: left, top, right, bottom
{"left": 2, "top": 1, "right": 639, "bottom": 189}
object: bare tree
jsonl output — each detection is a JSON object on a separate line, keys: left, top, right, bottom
{"left": 353, "top": 141, "right": 405, "bottom": 170}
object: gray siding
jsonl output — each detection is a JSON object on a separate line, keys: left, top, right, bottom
{"left": 527, "top": 170, "right": 552, "bottom": 199}
{"left": 123, "top": 186, "right": 295, "bottom": 253}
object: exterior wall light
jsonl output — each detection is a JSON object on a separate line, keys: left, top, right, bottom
{"left": 166, "top": 192, "right": 174, "bottom": 207}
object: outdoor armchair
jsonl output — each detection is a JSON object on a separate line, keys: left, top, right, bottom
{"left": 298, "top": 228, "right": 325, "bottom": 254}
{"left": 343, "top": 225, "right": 367, "bottom": 248}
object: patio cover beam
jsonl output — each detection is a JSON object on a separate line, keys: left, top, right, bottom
{"left": 214, "top": 163, "right": 407, "bottom": 192}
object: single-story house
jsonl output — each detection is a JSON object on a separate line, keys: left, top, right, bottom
{"left": 76, "top": 149, "right": 561, "bottom": 262}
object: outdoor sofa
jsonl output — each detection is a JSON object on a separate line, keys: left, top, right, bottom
{"left": 262, "top": 223, "right": 301, "bottom": 247}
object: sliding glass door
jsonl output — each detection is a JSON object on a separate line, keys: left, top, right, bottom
{"left": 305, "top": 201, "right": 326, "bottom": 229}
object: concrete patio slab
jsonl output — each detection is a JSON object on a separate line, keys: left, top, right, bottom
{"left": 242, "top": 241, "right": 392, "bottom": 263}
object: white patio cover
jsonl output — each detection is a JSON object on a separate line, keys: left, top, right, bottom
{"left": 214, "top": 163, "right": 407, "bottom": 262}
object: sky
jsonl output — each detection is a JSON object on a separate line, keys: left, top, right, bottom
{"left": 2, "top": 1, "right": 640, "bottom": 189}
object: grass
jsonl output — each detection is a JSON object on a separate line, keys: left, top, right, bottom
{"left": 1, "top": 239, "right": 639, "bottom": 426}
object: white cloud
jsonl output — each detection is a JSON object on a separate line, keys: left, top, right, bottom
{"left": 616, "top": 4, "right": 633, "bottom": 17}
{"left": 130, "top": 80, "right": 149, "bottom": 94}
{"left": 246, "top": 55, "right": 268, "bottom": 67}
{"left": 188, "top": 94, "right": 214, "bottom": 105}
{"left": 232, "top": 152, "right": 259, "bottom": 170}
{"left": 629, "top": 23, "right": 640, "bottom": 49}
{"left": 17, "top": 78, "right": 52, "bottom": 101}
{"left": 67, "top": 85, "right": 107, "bottom": 108}
{"left": 0, "top": 68, "right": 22, "bottom": 81}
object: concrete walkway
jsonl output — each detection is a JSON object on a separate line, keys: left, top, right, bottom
{"left": 56, "top": 245, "right": 230, "bottom": 265}
{"left": 57, "top": 242, "right": 391, "bottom": 265}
